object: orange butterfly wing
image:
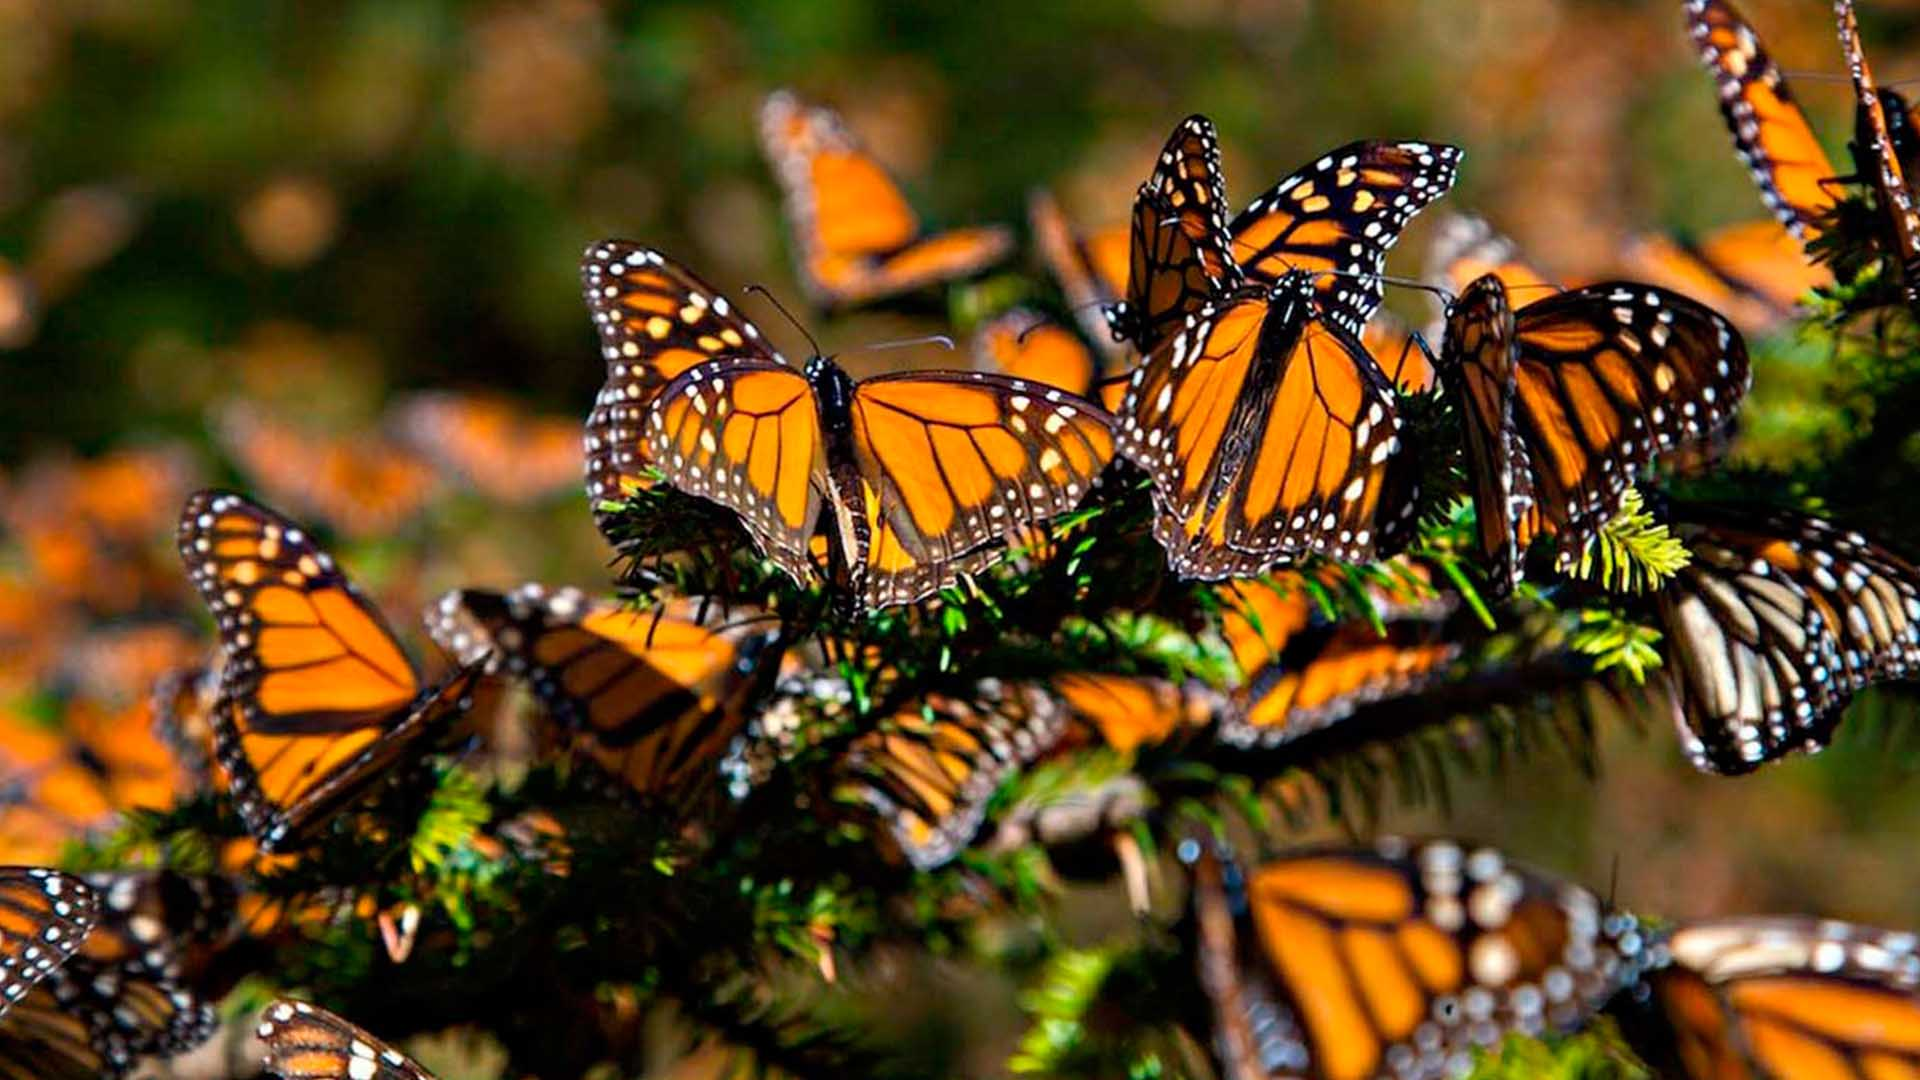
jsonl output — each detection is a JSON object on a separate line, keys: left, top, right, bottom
{"left": 258, "top": 1000, "right": 436, "bottom": 1080}
{"left": 1192, "top": 839, "right": 1646, "bottom": 1080}
{"left": 849, "top": 370, "right": 1116, "bottom": 607}
{"left": 1360, "top": 311, "right": 1437, "bottom": 395}
{"left": 1110, "top": 116, "right": 1242, "bottom": 354}
{"left": 429, "top": 586, "right": 780, "bottom": 798}
{"left": 645, "top": 357, "right": 826, "bottom": 589}
{"left": 759, "top": 90, "right": 1010, "bottom": 307}
{"left": 0, "top": 868, "right": 95, "bottom": 1021}
{"left": 1050, "top": 672, "right": 1213, "bottom": 753}
{"left": 1230, "top": 139, "right": 1463, "bottom": 336}
{"left": 1437, "top": 275, "right": 1537, "bottom": 594}
{"left": 1029, "top": 188, "right": 1133, "bottom": 361}
{"left": 1618, "top": 222, "right": 1826, "bottom": 339}
{"left": 1688, "top": 0, "right": 1839, "bottom": 242}
{"left": 1119, "top": 278, "right": 1404, "bottom": 578}
{"left": 582, "top": 243, "right": 791, "bottom": 520}
{"left": 394, "top": 392, "right": 580, "bottom": 503}
{"left": 973, "top": 308, "right": 1099, "bottom": 399}
{"left": 216, "top": 407, "right": 436, "bottom": 538}
{"left": 177, "top": 491, "right": 477, "bottom": 851}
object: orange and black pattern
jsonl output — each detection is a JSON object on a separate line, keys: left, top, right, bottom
{"left": 1838, "top": 0, "right": 1920, "bottom": 305}
{"left": 1214, "top": 576, "right": 1459, "bottom": 748}
{"left": 1619, "top": 221, "right": 1828, "bottom": 339}
{"left": 1109, "top": 116, "right": 1243, "bottom": 354}
{"left": 0, "top": 868, "right": 93, "bottom": 1020}
{"left": 758, "top": 90, "right": 1011, "bottom": 308}
{"left": 640, "top": 271, "right": 1116, "bottom": 609}
{"left": 1118, "top": 272, "right": 1408, "bottom": 578}
{"left": 1686, "top": 0, "right": 1839, "bottom": 243}
{"left": 1617, "top": 916, "right": 1920, "bottom": 1080}
{"left": 1438, "top": 277, "right": 1750, "bottom": 589}
{"left": 838, "top": 681, "right": 1071, "bottom": 870}
{"left": 258, "top": 999, "right": 436, "bottom": 1080}
{"left": 580, "top": 243, "right": 786, "bottom": 527}
{"left": 1050, "top": 671, "right": 1217, "bottom": 754}
{"left": 1656, "top": 502, "right": 1920, "bottom": 774}
{"left": 176, "top": 491, "right": 482, "bottom": 851}
{"left": 428, "top": 585, "right": 781, "bottom": 798}
{"left": 1189, "top": 838, "right": 1648, "bottom": 1080}
{"left": 973, "top": 307, "right": 1128, "bottom": 410}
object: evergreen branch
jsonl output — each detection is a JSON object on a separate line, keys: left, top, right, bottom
{"left": 1568, "top": 490, "right": 1689, "bottom": 593}
{"left": 1569, "top": 611, "right": 1663, "bottom": 684}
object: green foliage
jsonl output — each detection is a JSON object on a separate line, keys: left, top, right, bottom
{"left": 1569, "top": 489, "right": 1690, "bottom": 594}
{"left": 1570, "top": 611, "right": 1664, "bottom": 685}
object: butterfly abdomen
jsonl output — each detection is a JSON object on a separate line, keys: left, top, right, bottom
{"left": 804, "top": 355, "right": 873, "bottom": 600}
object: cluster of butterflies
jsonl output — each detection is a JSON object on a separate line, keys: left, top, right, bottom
{"left": 10, "top": 1, "right": 1920, "bottom": 1075}
{"left": 10, "top": 828, "right": 1920, "bottom": 1080}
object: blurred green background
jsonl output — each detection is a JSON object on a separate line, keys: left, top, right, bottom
{"left": 7, "top": 1, "right": 1920, "bottom": 1074}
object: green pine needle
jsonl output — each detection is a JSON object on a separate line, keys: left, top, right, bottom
{"left": 410, "top": 765, "right": 491, "bottom": 876}
{"left": 1570, "top": 610, "right": 1664, "bottom": 684}
{"left": 1569, "top": 489, "right": 1690, "bottom": 594}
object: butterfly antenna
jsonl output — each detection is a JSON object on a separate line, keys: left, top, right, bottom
{"left": 845, "top": 333, "right": 956, "bottom": 357}
{"left": 1314, "top": 266, "right": 1457, "bottom": 309}
{"left": 744, "top": 283, "right": 824, "bottom": 357}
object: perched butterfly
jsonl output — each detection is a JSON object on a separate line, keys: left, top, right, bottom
{"left": 391, "top": 391, "right": 581, "bottom": 504}
{"left": 258, "top": 999, "right": 435, "bottom": 1080}
{"left": 639, "top": 265, "right": 1116, "bottom": 610}
{"left": 1118, "top": 270, "right": 1415, "bottom": 578}
{"left": 1438, "top": 275, "right": 1751, "bottom": 595}
{"left": 1109, "top": 115, "right": 1462, "bottom": 354}
{"left": 1187, "top": 837, "right": 1649, "bottom": 1080}
{"left": 1655, "top": 502, "right": 1920, "bottom": 774}
{"left": 1837, "top": 0, "right": 1920, "bottom": 306}
{"left": 1214, "top": 576, "right": 1460, "bottom": 749}
{"left": 1686, "top": 0, "right": 1840, "bottom": 243}
{"left": 0, "top": 867, "right": 94, "bottom": 1020}
{"left": 972, "top": 307, "right": 1127, "bottom": 411}
{"left": 216, "top": 405, "right": 437, "bottom": 538}
{"left": 759, "top": 90, "right": 1012, "bottom": 308}
{"left": 428, "top": 585, "right": 782, "bottom": 798}
{"left": 580, "top": 242, "right": 777, "bottom": 523}
{"left": 1616, "top": 916, "right": 1920, "bottom": 1080}
{"left": 42, "top": 871, "right": 226, "bottom": 1075}
{"left": 838, "top": 680, "right": 1071, "bottom": 870}
{"left": 1619, "top": 221, "right": 1828, "bottom": 338}
{"left": 1028, "top": 188, "right": 1132, "bottom": 362}
{"left": 176, "top": 491, "right": 484, "bottom": 852}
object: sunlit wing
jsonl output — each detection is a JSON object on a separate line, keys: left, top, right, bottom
{"left": 258, "top": 999, "right": 437, "bottom": 1080}
{"left": 1656, "top": 502, "right": 1920, "bottom": 774}
{"left": 646, "top": 357, "right": 826, "bottom": 590}
{"left": 1050, "top": 672, "right": 1215, "bottom": 753}
{"left": 1109, "top": 116, "right": 1242, "bottom": 353}
{"left": 428, "top": 585, "right": 781, "bottom": 797}
{"left": 759, "top": 90, "right": 1011, "bottom": 307}
{"left": 1190, "top": 838, "right": 1648, "bottom": 1080}
{"left": 1119, "top": 277, "right": 1404, "bottom": 579}
{"left": 850, "top": 370, "right": 1115, "bottom": 607}
{"left": 1231, "top": 139, "right": 1463, "bottom": 336}
{"left": 177, "top": 491, "right": 479, "bottom": 851}
{"left": 1687, "top": 0, "right": 1839, "bottom": 242}
{"left": 581, "top": 243, "right": 790, "bottom": 518}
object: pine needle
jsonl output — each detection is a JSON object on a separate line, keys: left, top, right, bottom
{"left": 1568, "top": 490, "right": 1690, "bottom": 593}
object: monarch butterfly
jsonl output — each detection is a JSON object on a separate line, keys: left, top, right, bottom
{"left": 1686, "top": 0, "right": 1840, "bottom": 244}
{"left": 176, "top": 491, "right": 485, "bottom": 852}
{"left": 44, "top": 871, "right": 225, "bottom": 1074}
{"left": 258, "top": 999, "right": 436, "bottom": 1080}
{"left": 1616, "top": 916, "right": 1920, "bottom": 1080}
{"left": 2, "top": 448, "right": 194, "bottom": 615}
{"left": 638, "top": 266, "right": 1116, "bottom": 610}
{"left": 1619, "top": 221, "right": 1829, "bottom": 339}
{"left": 1028, "top": 188, "right": 1132, "bottom": 362}
{"left": 1654, "top": 502, "right": 1920, "bottom": 774}
{"left": 216, "top": 405, "right": 438, "bottom": 538}
{"left": 1438, "top": 275, "right": 1751, "bottom": 595}
{"left": 391, "top": 391, "right": 581, "bottom": 504}
{"left": 0, "top": 696, "right": 193, "bottom": 866}
{"left": 149, "top": 663, "right": 218, "bottom": 788}
{"left": 1836, "top": 0, "right": 1920, "bottom": 307}
{"left": 0, "top": 867, "right": 94, "bottom": 1020}
{"left": 1187, "top": 837, "right": 1649, "bottom": 1080}
{"left": 1118, "top": 270, "right": 1415, "bottom": 578}
{"left": 758, "top": 90, "right": 1012, "bottom": 309}
{"left": 838, "top": 680, "right": 1071, "bottom": 870}
{"left": 1214, "top": 576, "right": 1460, "bottom": 748}
{"left": 1109, "top": 115, "right": 1462, "bottom": 354}
{"left": 427, "top": 585, "right": 781, "bottom": 798}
